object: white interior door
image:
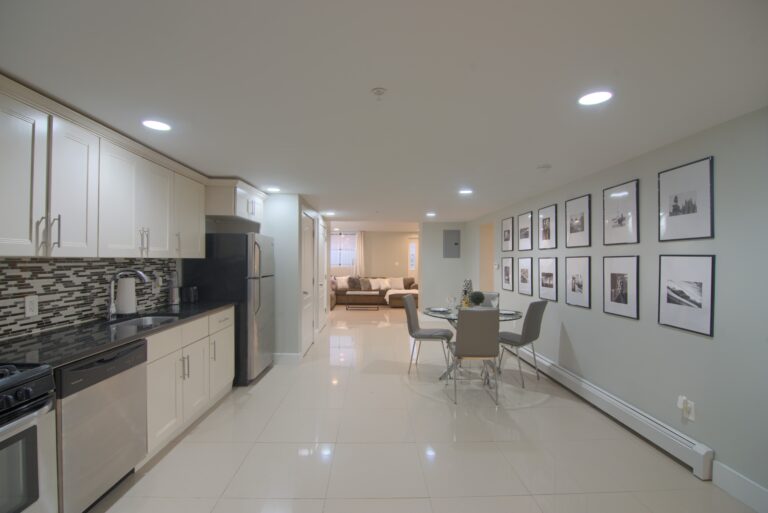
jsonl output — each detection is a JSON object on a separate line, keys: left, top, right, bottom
{"left": 301, "top": 213, "right": 315, "bottom": 356}
{"left": 317, "top": 222, "right": 328, "bottom": 331}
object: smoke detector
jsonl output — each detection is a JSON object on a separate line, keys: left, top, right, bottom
{"left": 371, "top": 87, "right": 387, "bottom": 99}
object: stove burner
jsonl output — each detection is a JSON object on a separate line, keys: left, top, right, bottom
{"left": 0, "top": 364, "right": 19, "bottom": 379}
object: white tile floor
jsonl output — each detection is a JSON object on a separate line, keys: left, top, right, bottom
{"left": 94, "top": 308, "right": 756, "bottom": 513}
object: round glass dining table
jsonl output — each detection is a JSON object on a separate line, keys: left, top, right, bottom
{"left": 423, "top": 306, "right": 522, "bottom": 327}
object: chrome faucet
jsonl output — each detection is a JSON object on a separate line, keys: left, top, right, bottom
{"left": 107, "top": 269, "right": 150, "bottom": 321}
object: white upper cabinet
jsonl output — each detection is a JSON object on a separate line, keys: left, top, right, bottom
{"left": 206, "top": 180, "right": 265, "bottom": 224}
{"left": 49, "top": 117, "right": 100, "bottom": 257}
{"left": 0, "top": 94, "right": 48, "bottom": 257}
{"left": 173, "top": 174, "right": 205, "bottom": 258}
{"left": 137, "top": 159, "right": 174, "bottom": 258}
{"left": 98, "top": 140, "right": 141, "bottom": 257}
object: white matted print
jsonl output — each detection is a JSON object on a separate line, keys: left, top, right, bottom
{"left": 502, "top": 257, "right": 514, "bottom": 291}
{"left": 659, "top": 255, "right": 714, "bottom": 336}
{"left": 603, "top": 256, "right": 638, "bottom": 319}
{"left": 566, "top": 256, "right": 590, "bottom": 308}
{"left": 538, "top": 204, "right": 557, "bottom": 250}
{"left": 518, "top": 211, "right": 532, "bottom": 251}
{"left": 538, "top": 257, "right": 558, "bottom": 301}
{"left": 603, "top": 180, "right": 639, "bottom": 245}
{"left": 659, "top": 157, "right": 713, "bottom": 241}
{"left": 501, "top": 217, "right": 514, "bottom": 251}
{"left": 566, "top": 194, "right": 591, "bottom": 247}
{"left": 518, "top": 257, "right": 533, "bottom": 296}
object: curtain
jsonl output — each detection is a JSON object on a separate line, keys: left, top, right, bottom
{"left": 353, "top": 231, "right": 365, "bottom": 276}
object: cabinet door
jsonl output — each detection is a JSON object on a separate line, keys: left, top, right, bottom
{"left": 147, "top": 349, "right": 184, "bottom": 454}
{"left": 99, "top": 140, "right": 141, "bottom": 257}
{"left": 137, "top": 159, "right": 173, "bottom": 258}
{"left": 250, "top": 194, "right": 264, "bottom": 223}
{"left": 235, "top": 187, "right": 250, "bottom": 219}
{"left": 182, "top": 337, "right": 210, "bottom": 421}
{"left": 49, "top": 117, "right": 99, "bottom": 257}
{"left": 173, "top": 174, "right": 205, "bottom": 258}
{"left": 0, "top": 94, "right": 48, "bottom": 256}
{"left": 210, "top": 324, "right": 235, "bottom": 398}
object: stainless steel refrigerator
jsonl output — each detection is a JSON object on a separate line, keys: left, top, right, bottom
{"left": 183, "top": 233, "right": 275, "bottom": 385}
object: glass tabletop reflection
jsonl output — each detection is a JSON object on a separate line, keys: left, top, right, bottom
{"left": 422, "top": 307, "right": 522, "bottom": 322}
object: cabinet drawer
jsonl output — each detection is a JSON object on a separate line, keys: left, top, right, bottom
{"left": 147, "top": 326, "right": 182, "bottom": 362}
{"left": 209, "top": 307, "right": 234, "bottom": 333}
{"left": 181, "top": 317, "right": 209, "bottom": 346}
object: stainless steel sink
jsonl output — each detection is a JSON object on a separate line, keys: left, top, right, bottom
{"left": 108, "top": 316, "right": 178, "bottom": 339}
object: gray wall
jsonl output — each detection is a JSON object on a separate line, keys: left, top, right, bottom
{"left": 419, "top": 222, "right": 469, "bottom": 308}
{"left": 262, "top": 194, "right": 301, "bottom": 355}
{"left": 423, "top": 107, "right": 768, "bottom": 489}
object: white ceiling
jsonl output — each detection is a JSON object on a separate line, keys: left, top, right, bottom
{"left": 1, "top": 0, "right": 767, "bottom": 222}
{"left": 331, "top": 221, "right": 419, "bottom": 233}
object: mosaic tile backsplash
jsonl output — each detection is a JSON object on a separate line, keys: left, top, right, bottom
{"left": 0, "top": 258, "right": 176, "bottom": 341}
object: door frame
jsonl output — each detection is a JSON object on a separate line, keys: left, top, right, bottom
{"left": 300, "top": 211, "right": 316, "bottom": 356}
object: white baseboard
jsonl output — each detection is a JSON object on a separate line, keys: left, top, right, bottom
{"left": 713, "top": 461, "right": 768, "bottom": 513}
{"left": 517, "top": 347, "right": 713, "bottom": 480}
{"left": 273, "top": 352, "right": 301, "bottom": 364}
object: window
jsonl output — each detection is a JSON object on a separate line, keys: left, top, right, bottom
{"left": 408, "top": 240, "right": 418, "bottom": 271}
{"left": 330, "top": 232, "right": 356, "bottom": 267}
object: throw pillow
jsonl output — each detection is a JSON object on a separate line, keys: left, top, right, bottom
{"left": 336, "top": 276, "right": 350, "bottom": 290}
{"left": 369, "top": 278, "right": 380, "bottom": 291}
{"left": 410, "top": 283, "right": 419, "bottom": 290}
{"left": 388, "top": 277, "right": 405, "bottom": 290}
{"left": 360, "top": 278, "right": 372, "bottom": 291}
{"left": 348, "top": 276, "right": 361, "bottom": 290}
{"left": 379, "top": 278, "right": 391, "bottom": 290}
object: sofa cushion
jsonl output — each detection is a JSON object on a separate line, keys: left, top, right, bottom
{"left": 403, "top": 277, "right": 415, "bottom": 289}
{"left": 360, "top": 278, "right": 372, "bottom": 291}
{"left": 388, "top": 277, "right": 405, "bottom": 290}
{"left": 336, "top": 275, "right": 350, "bottom": 290}
{"left": 348, "top": 276, "right": 361, "bottom": 290}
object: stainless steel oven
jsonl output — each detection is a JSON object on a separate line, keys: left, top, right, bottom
{"left": 0, "top": 365, "right": 57, "bottom": 513}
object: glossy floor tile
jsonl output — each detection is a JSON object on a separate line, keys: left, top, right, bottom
{"left": 98, "top": 308, "right": 755, "bottom": 513}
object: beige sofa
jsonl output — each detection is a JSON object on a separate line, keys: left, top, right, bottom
{"left": 332, "top": 276, "right": 419, "bottom": 309}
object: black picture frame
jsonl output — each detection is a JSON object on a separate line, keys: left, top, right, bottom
{"left": 501, "top": 257, "right": 514, "bottom": 291}
{"left": 565, "top": 194, "right": 591, "bottom": 248}
{"left": 538, "top": 257, "right": 558, "bottom": 301}
{"left": 603, "top": 256, "right": 639, "bottom": 319}
{"left": 658, "top": 255, "right": 715, "bottom": 336}
{"left": 518, "top": 211, "right": 533, "bottom": 251}
{"left": 658, "top": 157, "right": 714, "bottom": 242}
{"left": 518, "top": 257, "right": 533, "bottom": 296}
{"left": 603, "top": 179, "right": 640, "bottom": 245}
{"left": 565, "top": 256, "right": 591, "bottom": 309}
{"left": 501, "top": 217, "right": 514, "bottom": 252}
{"left": 538, "top": 204, "right": 557, "bottom": 250}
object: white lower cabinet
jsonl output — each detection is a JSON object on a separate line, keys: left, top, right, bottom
{"left": 144, "top": 307, "right": 235, "bottom": 458}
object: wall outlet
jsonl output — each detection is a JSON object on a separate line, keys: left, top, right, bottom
{"left": 24, "top": 295, "right": 39, "bottom": 317}
{"left": 677, "top": 395, "right": 695, "bottom": 421}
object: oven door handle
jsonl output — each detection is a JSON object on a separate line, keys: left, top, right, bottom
{"left": 0, "top": 397, "right": 53, "bottom": 439}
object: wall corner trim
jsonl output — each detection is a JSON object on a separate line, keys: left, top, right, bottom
{"left": 516, "top": 347, "right": 713, "bottom": 480}
{"left": 713, "top": 461, "right": 768, "bottom": 513}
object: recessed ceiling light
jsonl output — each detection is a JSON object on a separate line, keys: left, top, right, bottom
{"left": 142, "top": 120, "right": 171, "bottom": 131}
{"left": 325, "top": 211, "right": 336, "bottom": 216}
{"left": 578, "top": 91, "right": 613, "bottom": 106}
{"left": 610, "top": 191, "right": 629, "bottom": 198}
{"left": 265, "top": 187, "right": 281, "bottom": 193}
{"left": 426, "top": 212, "right": 437, "bottom": 217}
{"left": 333, "top": 227, "right": 340, "bottom": 231}
{"left": 458, "top": 189, "right": 473, "bottom": 195}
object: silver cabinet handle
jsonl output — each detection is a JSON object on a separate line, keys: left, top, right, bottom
{"left": 218, "top": 317, "right": 229, "bottom": 324}
{"left": 146, "top": 228, "right": 150, "bottom": 255}
{"left": 176, "top": 232, "right": 181, "bottom": 254}
{"left": 50, "top": 215, "right": 62, "bottom": 248}
{"left": 180, "top": 356, "right": 186, "bottom": 380}
{"left": 212, "top": 339, "right": 217, "bottom": 361}
{"left": 139, "top": 228, "right": 145, "bottom": 253}
{"left": 186, "top": 354, "right": 191, "bottom": 378}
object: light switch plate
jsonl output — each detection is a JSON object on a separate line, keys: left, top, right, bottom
{"left": 24, "top": 295, "right": 39, "bottom": 317}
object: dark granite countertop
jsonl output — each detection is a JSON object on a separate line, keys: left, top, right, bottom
{"left": 0, "top": 302, "right": 236, "bottom": 369}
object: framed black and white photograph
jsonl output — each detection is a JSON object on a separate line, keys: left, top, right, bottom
{"left": 603, "top": 256, "right": 639, "bottom": 319}
{"left": 518, "top": 257, "right": 533, "bottom": 296}
{"left": 566, "top": 256, "right": 591, "bottom": 308}
{"left": 565, "top": 194, "right": 591, "bottom": 248}
{"left": 603, "top": 179, "right": 639, "bottom": 245}
{"left": 501, "top": 217, "right": 514, "bottom": 252}
{"left": 538, "top": 257, "right": 558, "bottom": 301}
{"left": 659, "top": 255, "right": 714, "bottom": 336}
{"left": 501, "top": 257, "right": 514, "bottom": 291}
{"left": 518, "top": 211, "right": 532, "bottom": 251}
{"left": 538, "top": 204, "right": 557, "bottom": 250}
{"left": 659, "top": 157, "right": 713, "bottom": 241}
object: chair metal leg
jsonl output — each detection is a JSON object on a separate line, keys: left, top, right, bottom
{"left": 493, "top": 360, "right": 500, "bottom": 405}
{"left": 497, "top": 346, "right": 505, "bottom": 373}
{"left": 415, "top": 340, "right": 422, "bottom": 366}
{"left": 408, "top": 338, "right": 418, "bottom": 374}
{"left": 453, "top": 356, "right": 458, "bottom": 404}
{"left": 530, "top": 341, "right": 540, "bottom": 380}
{"left": 516, "top": 347, "right": 525, "bottom": 388}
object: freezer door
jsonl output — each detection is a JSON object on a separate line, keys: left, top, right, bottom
{"left": 248, "top": 233, "right": 275, "bottom": 277}
{"left": 247, "top": 276, "right": 274, "bottom": 380}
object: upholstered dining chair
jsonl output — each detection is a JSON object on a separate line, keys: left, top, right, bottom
{"left": 446, "top": 307, "right": 500, "bottom": 404}
{"left": 403, "top": 294, "right": 453, "bottom": 374}
{"left": 480, "top": 292, "right": 499, "bottom": 307}
{"left": 498, "top": 300, "right": 547, "bottom": 388}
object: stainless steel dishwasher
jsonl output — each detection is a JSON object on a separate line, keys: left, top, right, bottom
{"left": 56, "top": 340, "right": 147, "bottom": 513}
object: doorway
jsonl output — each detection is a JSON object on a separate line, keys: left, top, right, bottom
{"left": 301, "top": 212, "right": 315, "bottom": 356}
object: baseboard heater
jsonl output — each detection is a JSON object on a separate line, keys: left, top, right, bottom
{"left": 517, "top": 347, "right": 713, "bottom": 480}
